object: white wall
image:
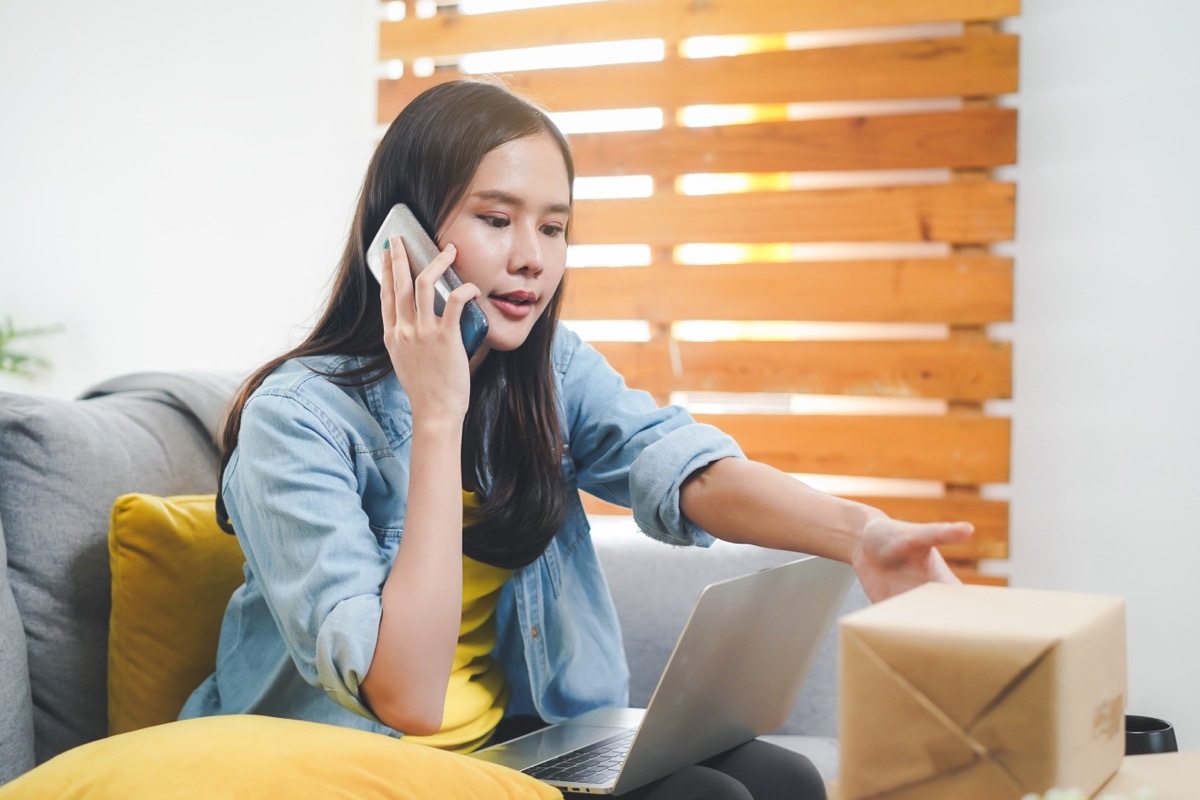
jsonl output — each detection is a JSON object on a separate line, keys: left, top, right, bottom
{"left": 4, "top": 0, "right": 1198, "bottom": 755}
{"left": 0, "top": 0, "right": 378, "bottom": 397}
{"left": 1010, "top": 2, "right": 1200, "bottom": 750}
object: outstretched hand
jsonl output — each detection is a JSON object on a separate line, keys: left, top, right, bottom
{"left": 850, "top": 518, "right": 974, "bottom": 603}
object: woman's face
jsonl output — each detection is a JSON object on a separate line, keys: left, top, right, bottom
{"left": 436, "top": 133, "right": 571, "bottom": 363}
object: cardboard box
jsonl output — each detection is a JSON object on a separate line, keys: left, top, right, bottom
{"left": 1099, "top": 751, "right": 1200, "bottom": 798}
{"left": 838, "top": 583, "right": 1126, "bottom": 799}
{"left": 830, "top": 753, "right": 1200, "bottom": 800}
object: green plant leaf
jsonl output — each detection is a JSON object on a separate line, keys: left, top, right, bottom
{"left": 0, "top": 316, "right": 64, "bottom": 377}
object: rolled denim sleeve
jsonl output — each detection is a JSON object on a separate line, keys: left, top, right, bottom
{"left": 223, "top": 389, "right": 387, "bottom": 721}
{"left": 558, "top": 331, "right": 745, "bottom": 547}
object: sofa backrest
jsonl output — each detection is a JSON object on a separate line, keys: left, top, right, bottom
{"left": 0, "top": 373, "right": 237, "bottom": 779}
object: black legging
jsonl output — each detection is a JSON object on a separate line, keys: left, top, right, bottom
{"left": 492, "top": 717, "right": 827, "bottom": 800}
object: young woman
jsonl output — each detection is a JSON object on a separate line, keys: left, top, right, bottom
{"left": 181, "top": 79, "right": 973, "bottom": 799}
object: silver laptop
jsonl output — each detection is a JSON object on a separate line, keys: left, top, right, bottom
{"left": 469, "top": 555, "right": 854, "bottom": 795}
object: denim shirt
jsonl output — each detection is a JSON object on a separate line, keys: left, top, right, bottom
{"left": 180, "top": 325, "right": 744, "bottom": 736}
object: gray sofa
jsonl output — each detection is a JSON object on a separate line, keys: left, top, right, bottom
{"left": 0, "top": 371, "right": 866, "bottom": 788}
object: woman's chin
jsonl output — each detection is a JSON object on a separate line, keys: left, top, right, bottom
{"left": 483, "top": 334, "right": 528, "bottom": 353}
{"left": 481, "top": 321, "right": 538, "bottom": 354}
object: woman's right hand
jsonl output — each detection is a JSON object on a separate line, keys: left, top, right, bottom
{"left": 368, "top": 235, "right": 478, "bottom": 733}
{"left": 379, "top": 235, "right": 481, "bottom": 423}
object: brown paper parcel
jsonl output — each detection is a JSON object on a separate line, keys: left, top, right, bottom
{"left": 838, "top": 583, "right": 1126, "bottom": 799}
{"left": 1100, "top": 752, "right": 1200, "bottom": 798}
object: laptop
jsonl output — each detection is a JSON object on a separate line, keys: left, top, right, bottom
{"left": 469, "top": 555, "right": 855, "bottom": 795}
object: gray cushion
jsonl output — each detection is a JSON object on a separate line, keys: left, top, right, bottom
{"left": 0, "top": 375, "right": 235, "bottom": 764}
{"left": 593, "top": 527, "right": 868, "bottom": 738}
{"left": 0, "top": 515, "right": 35, "bottom": 785}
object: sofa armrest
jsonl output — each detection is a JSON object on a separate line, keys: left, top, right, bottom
{"left": 0, "top": 515, "right": 36, "bottom": 785}
{"left": 0, "top": 372, "right": 239, "bottom": 769}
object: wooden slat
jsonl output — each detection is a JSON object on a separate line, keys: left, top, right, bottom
{"left": 953, "top": 567, "right": 1008, "bottom": 586}
{"left": 566, "top": 260, "right": 1013, "bottom": 323}
{"left": 380, "top": 0, "right": 1020, "bottom": 61}
{"left": 580, "top": 494, "right": 1008, "bottom": 560}
{"left": 685, "top": 414, "right": 1010, "bottom": 482}
{"left": 570, "top": 108, "right": 1017, "bottom": 176}
{"left": 378, "top": 34, "right": 1019, "bottom": 120}
{"left": 856, "top": 496, "right": 1008, "bottom": 559}
{"left": 570, "top": 183, "right": 1014, "bottom": 246}
{"left": 587, "top": 340, "right": 674, "bottom": 399}
{"left": 590, "top": 339, "right": 1012, "bottom": 401}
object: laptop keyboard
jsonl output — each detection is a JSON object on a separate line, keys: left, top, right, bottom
{"left": 522, "top": 729, "right": 636, "bottom": 785}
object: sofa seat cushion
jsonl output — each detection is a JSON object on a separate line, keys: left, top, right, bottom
{"left": 107, "top": 493, "right": 245, "bottom": 735}
{"left": 0, "top": 714, "right": 559, "bottom": 799}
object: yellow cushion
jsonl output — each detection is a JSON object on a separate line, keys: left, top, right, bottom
{"left": 107, "top": 493, "right": 245, "bottom": 735}
{"left": 0, "top": 715, "right": 559, "bottom": 799}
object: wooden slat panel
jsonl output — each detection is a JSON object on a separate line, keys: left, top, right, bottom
{"left": 380, "top": 0, "right": 1020, "bottom": 61}
{"left": 378, "top": 34, "right": 1019, "bottom": 120}
{"left": 570, "top": 183, "right": 1014, "bottom": 245}
{"left": 689, "top": 414, "right": 1010, "bottom": 482}
{"left": 570, "top": 108, "right": 1017, "bottom": 175}
{"left": 579, "top": 494, "right": 1009, "bottom": 560}
{"left": 378, "top": 0, "right": 1017, "bottom": 578}
{"left": 590, "top": 339, "right": 1013, "bottom": 401}
{"left": 566, "top": 260, "right": 1013, "bottom": 323}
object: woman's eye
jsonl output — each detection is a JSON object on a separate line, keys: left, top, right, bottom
{"left": 541, "top": 224, "right": 565, "bottom": 237}
{"left": 478, "top": 215, "right": 509, "bottom": 229}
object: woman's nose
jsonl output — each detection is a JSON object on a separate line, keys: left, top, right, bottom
{"left": 509, "top": 224, "right": 544, "bottom": 275}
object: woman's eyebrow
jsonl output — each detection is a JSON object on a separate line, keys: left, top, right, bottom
{"left": 473, "top": 189, "right": 571, "bottom": 216}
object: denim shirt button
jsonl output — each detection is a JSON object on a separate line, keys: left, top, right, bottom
{"left": 530, "top": 625, "right": 539, "bottom": 640}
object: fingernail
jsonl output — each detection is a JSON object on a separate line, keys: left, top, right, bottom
{"left": 383, "top": 237, "right": 390, "bottom": 250}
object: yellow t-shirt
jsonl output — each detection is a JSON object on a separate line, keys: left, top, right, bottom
{"left": 402, "top": 493, "right": 511, "bottom": 754}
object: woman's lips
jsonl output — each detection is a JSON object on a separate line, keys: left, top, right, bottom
{"left": 490, "top": 294, "right": 535, "bottom": 319}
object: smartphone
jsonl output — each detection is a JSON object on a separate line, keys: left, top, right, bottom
{"left": 365, "top": 203, "right": 489, "bottom": 357}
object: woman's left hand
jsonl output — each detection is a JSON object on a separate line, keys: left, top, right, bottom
{"left": 851, "top": 518, "right": 974, "bottom": 603}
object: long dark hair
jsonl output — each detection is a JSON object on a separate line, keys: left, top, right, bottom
{"left": 218, "top": 79, "right": 574, "bottom": 569}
